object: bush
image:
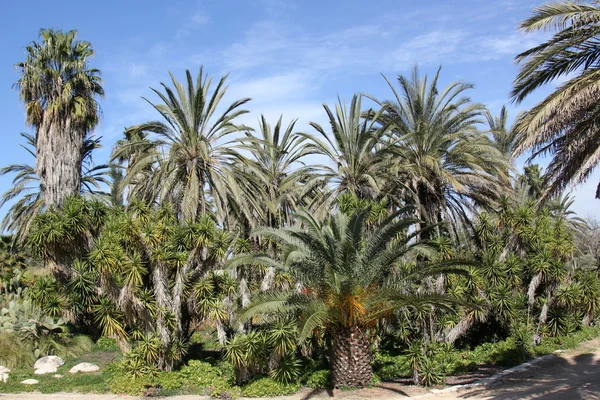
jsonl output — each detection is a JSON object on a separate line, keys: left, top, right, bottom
{"left": 95, "top": 337, "right": 118, "bottom": 351}
{"left": 241, "top": 377, "right": 299, "bottom": 397}
{"left": 419, "top": 357, "right": 444, "bottom": 387}
{"left": 373, "top": 352, "right": 410, "bottom": 380}
{"left": 107, "top": 358, "right": 238, "bottom": 397}
{"left": 305, "top": 369, "right": 329, "bottom": 389}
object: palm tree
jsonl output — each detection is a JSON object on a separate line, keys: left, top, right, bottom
{"left": 121, "top": 67, "right": 250, "bottom": 222}
{"left": 483, "top": 106, "right": 522, "bottom": 164}
{"left": 370, "top": 67, "right": 509, "bottom": 237}
{"left": 15, "top": 29, "right": 104, "bottom": 207}
{"left": 512, "top": 1, "right": 600, "bottom": 199}
{"left": 304, "top": 95, "right": 388, "bottom": 211}
{"left": 0, "top": 133, "right": 108, "bottom": 244}
{"left": 229, "top": 115, "right": 318, "bottom": 232}
{"left": 236, "top": 208, "right": 461, "bottom": 387}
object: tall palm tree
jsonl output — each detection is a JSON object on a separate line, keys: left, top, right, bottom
{"left": 229, "top": 115, "right": 318, "bottom": 232}
{"left": 15, "top": 29, "right": 104, "bottom": 207}
{"left": 371, "top": 67, "right": 509, "bottom": 236}
{"left": 122, "top": 67, "right": 250, "bottom": 222}
{"left": 483, "top": 106, "right": 522, "bottom": 164}
{"left": 0, "top": 133, "right": 108, "bottom": 244}
{"left": 236, "top": 208, "right": 461, "bottom": 388}
{"left": 304, "top": 95, "right": 388, "bottom": 214}
{"left": 512, "top": 1, "right": 600, "bottom": 199}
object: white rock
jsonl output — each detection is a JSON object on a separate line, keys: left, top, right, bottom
{"left": 34, "top": 366, "right": 57, "bottom": 375}
{"left": 69, "top": 362, "right": 99, "bottom": 374}
{"left": 0, "top": 366, "right": 10, "bottom": 374}
{"left": 21, "top": 379, "right": 39, "bottom": 385}
{"left": 33, "top": 355, "right": 64, "bottom": 375}
{"left": 53, "top": 374, "right": 63, "bottom": 378}
{"left": 0, "top": 373, "right": 8, "bottom": 383}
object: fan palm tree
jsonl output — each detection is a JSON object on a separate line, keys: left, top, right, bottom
{"left": 370, "top": 67, "right": 509, "bottom": 237}
{"left": 304, "top": 95, "right": 388, "bottom": 212}
{"left": 236, "top": 208, "right": 462, "bottom": 387}
{"left": 1, "top": 133, "right": 109, "bottom": 244}
{"left": 15, "top": 28, "right": 104, "bottom": 207}
{"left": 122, "top": 67, "right": 250, "bottom": 222}
{"left": 512, "top": 1, "right": 600, "bottom": 199}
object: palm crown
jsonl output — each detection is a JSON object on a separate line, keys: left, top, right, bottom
{"left": 237, "top": 207, "right": 461, "bottom": 387}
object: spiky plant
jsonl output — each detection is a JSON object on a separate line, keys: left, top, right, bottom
{"left": 236, "top": 208, "right": 463, "bottom": 388}
{"left": 120, "top": 67, "right": 250, "bottom": 223}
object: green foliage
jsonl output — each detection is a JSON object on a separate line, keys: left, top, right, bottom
{"left": 0, "top": 291, "right": 92, "bottom": 368}
{"left": 269, "top": 355, "right": 302, "bottom": 384}
{"left": 373, "top": 353, "right": 410, "bottom": 380}
{"left": 419, "top": 357, "right": 444, "bottom": 387}
{"left": 241, "top": 377, "right": 299, "bottom": 397}
{"left": 107, "top": 358, "right": 238, "bottom": 397}
{"left": 304, "top": 369, "right": 330, "bottom": 389}
{"left": 95, "top": 337, "right": 118, "bottom": 351}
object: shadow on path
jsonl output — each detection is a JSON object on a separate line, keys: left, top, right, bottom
{"left": 458, "top": 352, "right": 600, "bottom": 400}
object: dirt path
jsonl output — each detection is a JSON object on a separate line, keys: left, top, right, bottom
{"left": 3, "top": 339, "right": 600, "bottom": 400}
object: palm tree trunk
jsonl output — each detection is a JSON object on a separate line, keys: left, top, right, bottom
{"left": 330, "top": 326, "right": 373, "bottom": 388}
{"left": 36, "top": 118, "right": 83, "bottom": 207}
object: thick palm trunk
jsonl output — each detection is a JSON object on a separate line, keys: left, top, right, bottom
{"left": 330, "top": 326, "right": 372, "bottom": 388}
{"left": 36, "top": 118, "right": 83, "bottom": 207}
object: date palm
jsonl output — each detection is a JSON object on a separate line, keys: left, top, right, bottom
{"left": 484, "top": 106, "right": 522, "bottom": 164}
{"left": 237, "top": 208, "right": 462, "bottom": 387}
{"left": 512, "top": 0, "right": 600, "bottom": 198}
{"left": 304, "top": 95, "right": 388, "bottom": 213}
{"left": 229, "top": 115, "right": 318, "bottom": 232}
{"left": 122, "top": 67, "right": 250, "bottom": 222}
{"left": 371, "top": 67, "right": 509, "bottom": 236}
{"left": 15, "top": 29, "right": 103, "bottom": 207}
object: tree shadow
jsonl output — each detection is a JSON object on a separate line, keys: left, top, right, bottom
{"left": 458, "top": 352, "right": 600, "bottom": 400}
{"left": 373, "top": 383, "right": 411, "bottom": 397}
{"left": 300, "top": 387, "right": 334, "bottom": 399}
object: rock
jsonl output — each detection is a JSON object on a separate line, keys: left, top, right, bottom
{"left": 21, "top": 379, "right": 39, "bottom": 385}
{"left": 69, "top": 362, "right": 99, "bottom": 374}
{"left": 33, "top": 355, "right": 64, "bottom": 375}
{"left": 0, "top": 366, "right": 10, "bottom": 381}
{"left": 53, "top": 374, "right": 63, "bottom": 378}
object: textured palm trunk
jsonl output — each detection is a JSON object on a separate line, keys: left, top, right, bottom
{"left": 36, "top": 118, "right": 83, "bottom": 207}
{"left": 330, "top": 326, "right": 373, "bottom": 388}
{"left": 152, "top": 263, "right": 175, "bottom": 371}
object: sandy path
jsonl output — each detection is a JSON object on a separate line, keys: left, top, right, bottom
{"left": 3, "top": 339, "right": 600, "bottom": 400}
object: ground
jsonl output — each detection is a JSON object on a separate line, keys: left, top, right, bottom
{"left": 2, "top": 338, "right": 600, "bottom": 400}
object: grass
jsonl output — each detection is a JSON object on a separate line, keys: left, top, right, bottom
{"left": 0, "top": 341, "right": 120, "bottom": 394}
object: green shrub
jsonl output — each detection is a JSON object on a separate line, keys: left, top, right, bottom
{"left": 373, "top": 352, "right": 410, "bottom": 379}
{"left": 305, "top": 369, "right": 329, "bottom": 388}
{"left": 241, "top": 377, "right": 299, "bottom": 397}
{"left": 419, "top": 357, "right": 444, "bottom": 387}
{"left": 95, "top": 337, "right": 118, "bottom": 351}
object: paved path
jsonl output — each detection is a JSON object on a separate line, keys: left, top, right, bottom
{"left": 425, "top": 338, "right": 600, "bottom": 400}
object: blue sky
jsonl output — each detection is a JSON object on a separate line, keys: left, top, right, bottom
{"left": 1, "top": 0, "right": 598, "bottom": 219}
